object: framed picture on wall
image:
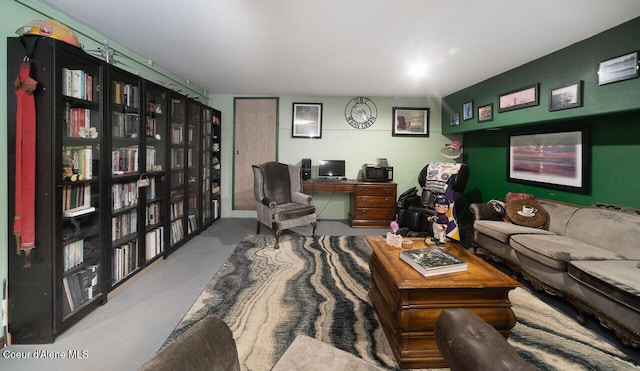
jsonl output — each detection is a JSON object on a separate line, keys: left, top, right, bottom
{"left": 498, "top": 83, "right": 539, "bottom": 112}
{"left": 463, "top": 101, "right": 474, "bottom": 120}
{"left": 508, "top": 127, "right": 589, "bottom": 193}
{"left": 477, "top": 103, "right": 493, "bottom": 122}
{"left": 549, "top": 81, "right": 583, "bottom": 111}
{"left": 597, "top": 51, "right": 639, "bottom": 86}
{"left": 450, "top": 113, "right": 460, "bottom": 126}
{"left": 392, "top": 107, "right": 429, "bottom": 136}
{"left": 292, "top": 102, "right": 323, "bottom": 138}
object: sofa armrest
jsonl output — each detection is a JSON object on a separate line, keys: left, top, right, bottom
{"left": 469, "top": 203, "right": 502, "bottom": 221}
{"left": 434, "top": 309, "right": 534, "bottom": 371}
{"left": 138, "top": 316, "right": 240, "bottom": 371}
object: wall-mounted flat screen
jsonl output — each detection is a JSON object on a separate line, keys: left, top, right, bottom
{"left": 318, "top": 160, "right": 346, "bottom": 178}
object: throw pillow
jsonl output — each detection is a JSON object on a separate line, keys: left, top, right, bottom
{"left": 505, "top": 198, "right": 549, "bottom": 228}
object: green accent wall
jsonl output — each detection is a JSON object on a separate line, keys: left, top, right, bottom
{"left": 442, "top": 17, "right": 640, "bottom": 208}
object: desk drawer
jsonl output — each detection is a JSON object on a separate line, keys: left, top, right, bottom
{"left": 352, "top": 207, "right": 396, "bottom": 220}
{"left": 303, "top": 182, "right": 355, "bottom": 193}
{"left": 355, "top": 184, "right": 396, "bottom": 196}
{"left": 354, "top": 195, "right": 396, "bottom": 208}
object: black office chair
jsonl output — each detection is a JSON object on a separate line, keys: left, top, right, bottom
{"left": 397, "top": 162, "right": 469, "bottom": 235}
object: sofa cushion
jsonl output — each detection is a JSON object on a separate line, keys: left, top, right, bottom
{"left": 568, "top": 260, "right": 640, "bottom": 312}
{"left": 474, "top": 220, "right": 554, "bottom": 244}
{"left": 536, "top": 199, "right": 580, "bottom": 234}
{"left": 511, "top": 234, "right": 625, "bottom": 271}
{"left": 564, "top": 208, "right": 640, "bottom": 259}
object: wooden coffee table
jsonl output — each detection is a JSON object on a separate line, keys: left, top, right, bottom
{"left": 366, "top": 237, "right": 521, "bottom": 369}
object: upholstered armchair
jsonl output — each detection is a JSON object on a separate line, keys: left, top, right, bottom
{"left": 252, "top": 162, "right": 317, "bottom": 248}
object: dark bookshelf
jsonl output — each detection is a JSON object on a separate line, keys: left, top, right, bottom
{"left": 6, "top": 36, "right": 221, "bottom": 343}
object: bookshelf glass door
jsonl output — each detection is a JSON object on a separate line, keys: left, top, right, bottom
{"left": 170, "top": 96, "right": 186, "bottom": 246}
{"left": 201, "top": 108, "right": 213, "bottom": 226}
{"left": 187, "top": 101, "right": 201, "bottom": 235}
{"left": 109, "top": 69, "right": 142, "bottom": 287}
{"left": 212, "top": 111, "right": 221, "bottom": 220}
{"left": 60, "top": 58, "right": 103, "bottom": 319}
{"left": 144, "top": 83, "right": 167, "bottom": 262}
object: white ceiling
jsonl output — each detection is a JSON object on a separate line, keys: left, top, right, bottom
{"left": 40, "top": 0, "right": 640, "bottom": 98}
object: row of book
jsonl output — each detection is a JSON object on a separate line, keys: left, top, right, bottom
{"left": 187, "top": 214, "right": 198, "bottom": 234}
{"left": 146, "top": 145, "right": 163, "bottom": 171}
{"left": 62, "top": 184, "right": 91, "bottom": 215}
{"left": 64, "top": 105, "right": 97, "bottom": 139}
{"left": 188, "top": 195, "right": 198, "bottom": 210}
{"left": 145, "top": 227, "right": 164, "bottom": 261}
{"left": 112, "top": 111, "right": 140, "bottom": 138}
{"left": 170, "top": 200, "right": 184, "bottom": 219}
{"left": 213, "top": 199, "right": 220, "bottom": 220}
{"left": 62, "top": 264, "right": 99, "bottom": 316}
{"left": 146, "top": 117, "right": 161, "bottom": 137}
{"left": 112, "top": 146, "right": 139, "bottom": 175}
{"left": 170, "top": 219, "right": 184, "bottom": 245}
{"left": 145, "top": 176, "right": 159, "bottom": 200}
{"left": 112, "top": 241, "right": 138, "bottom": 284}
{"left": 62, "top": 68, "right": 94, "bottom": 101}
{"left": 146, "top": 203, "right": 161, "bottom": 226}
{"left": 112, "top": 181, "right": 139, "bottom": 211}
{"left": 63, "top": 239, "right": 84, "bottom": 272}
{"left": 171, "top": 148, "right": 184, "bottom": 168}
{"left": 171, "top": 124, "right": 184, "bottom": 144}
{"left": 113, "top": 81, "right": 140, "bottom": 108}
{"left": 62, "top": 145, "right": 93, "bottom": 181}
{"left": 112, "top": 210, "right": 138, "bottom": 241}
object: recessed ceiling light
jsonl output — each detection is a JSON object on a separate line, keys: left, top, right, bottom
{"left": 407, "top": 61, "right": 428, "bottom": 78}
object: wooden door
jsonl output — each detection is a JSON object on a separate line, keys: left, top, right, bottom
{"left": 233, "top": 98, "right": 278, "bottom": 210}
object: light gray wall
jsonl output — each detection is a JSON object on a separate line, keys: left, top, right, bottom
{"left": 211, "top": 94, "right": 460, "bottom": 220}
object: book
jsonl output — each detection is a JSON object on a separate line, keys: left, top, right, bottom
{"left": 399, "top": 247, "right": 467, "bottom": 277}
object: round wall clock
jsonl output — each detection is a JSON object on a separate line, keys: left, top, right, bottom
{"left": 345, "top": 97, "right": 377, "bottom": 129}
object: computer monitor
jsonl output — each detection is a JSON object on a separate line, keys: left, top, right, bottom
{"left": 317, "top": 160, "right": 346, "bottom": 178}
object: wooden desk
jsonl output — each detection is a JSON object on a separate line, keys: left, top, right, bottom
{"left": 366, "top": 237, "right": 521, "bottom": 369}
{"left": 303, "top": 180, "right": 397, "bottom": 228}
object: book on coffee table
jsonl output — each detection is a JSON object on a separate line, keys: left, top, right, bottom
{"left": 399, "top": 247, "right": 467, "bottom": 277}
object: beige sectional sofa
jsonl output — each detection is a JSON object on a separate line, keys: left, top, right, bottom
{"left": 470, "top": 198, "right": 640, "bottom": 348}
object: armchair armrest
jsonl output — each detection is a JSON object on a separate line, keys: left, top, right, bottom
{"left": 291, "top": 192, "right": 312, "bottom": 205}
{"left": 261, "top": 197, "right": 277, "bottom": 208}
{"left": 469, "top": 203, "right": 502, "bottom": 221}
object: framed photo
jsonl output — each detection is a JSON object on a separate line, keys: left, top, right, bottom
{"left": 498, "top": 83, "right": 539, "bottom": 112}
{"left": 549, "top": 81, "right": 583, "bottom": 111}
{"left": 292, "top": 102, "right": 322, "bottom": 138}
{"left": 392, "top": 107, "right": 429, "bottom": 136}
{"left": 463, "top": 101, "right": 474, "bottom": 120}
{"left": 450, "top": 113, "right": 460, "bottom": 126}
{"left": 508, "top": 127, "right": 589, "bottom": 193}
{"left": 598, "top": 51, "right": 639, "bottom": 86}
{"left": 477, "top": 103, "right": 493, "bottom": 122}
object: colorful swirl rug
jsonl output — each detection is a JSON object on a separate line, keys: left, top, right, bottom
{"left": 164, "top": 234, "right": 639, "bottom": 370}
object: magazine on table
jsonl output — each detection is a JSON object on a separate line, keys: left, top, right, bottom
{"left": 399, "top": 247, "right": 467, "bottom": 277}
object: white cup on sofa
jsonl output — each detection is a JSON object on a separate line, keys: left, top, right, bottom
{"left": 521, "top": 205, "right": 537, "bottom": 216}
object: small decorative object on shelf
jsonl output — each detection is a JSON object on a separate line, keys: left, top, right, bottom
{"left": 399, "top": 247, "right": 467, "bottom": 277}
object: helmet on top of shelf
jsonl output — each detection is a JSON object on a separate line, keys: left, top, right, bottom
{"left": 16, "top": 19, "right": 82, "bottom": 48}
